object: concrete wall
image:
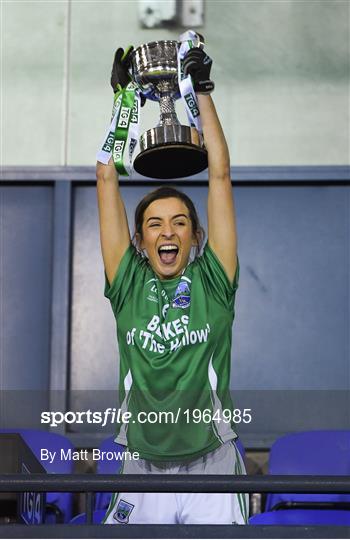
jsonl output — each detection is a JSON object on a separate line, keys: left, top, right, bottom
{"left": 3, "top": 0, "right": 349, "bottom": 166}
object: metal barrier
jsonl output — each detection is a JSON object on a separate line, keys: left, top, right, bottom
{"left": 1, "top": 474, "right": 350, "bottom": 538}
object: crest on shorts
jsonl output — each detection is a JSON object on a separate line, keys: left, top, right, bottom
{"left": 172, "top": 279, "right": 191, "bottom": 309}
{"left": 114, "top": 499, "right": 134, "bottom": 524}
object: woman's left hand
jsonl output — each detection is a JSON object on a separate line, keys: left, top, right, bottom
{"left": 182, "top": 47, "right": 215, "bottom": 94}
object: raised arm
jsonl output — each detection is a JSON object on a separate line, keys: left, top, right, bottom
{"left": 183, "top": 47, "right": 237, "bottom": 282}
{"left": 197, "top": 94, "right": 237, "bottom": 283}
{"left": 96, "top": 159, "right": 131, "bottom": 284}
{"left": 96, "top": 46, "right": 135, "bottom": 284}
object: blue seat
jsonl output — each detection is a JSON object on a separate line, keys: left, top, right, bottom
{"left": 70, "top": 509, "right": 106, "bottom": 524}
{"left": 0, "top": 428, "right": 75, "bottom": 523}
{"left": 234, "top": 438, "right": 245, "bottom": 461}
{"left": 250, "top": 509, "right": 350, "bottom": 525}
{"left": 265, "top": 430, "right": 350, "bottom": 512}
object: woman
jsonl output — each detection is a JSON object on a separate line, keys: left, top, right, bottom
{"left": 96, "top": 46, "right": 248, "bottom": 525}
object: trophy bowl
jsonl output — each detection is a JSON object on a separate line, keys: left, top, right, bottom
{"left": 131, "top": 40, "right": 180, "bottom": 100}
{"left": 130, "top": 40, "right": 208, "bottom": 179}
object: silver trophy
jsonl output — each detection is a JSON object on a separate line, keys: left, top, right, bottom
{"left": 130, "top": 40, "right": 207, "bottom": 179}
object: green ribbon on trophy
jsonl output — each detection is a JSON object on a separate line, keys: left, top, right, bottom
{"left": 97, "top": 81, "right": 140, "bottom": 176}
{"left": 112, "top": 81, "right": 138, "bottom": 175}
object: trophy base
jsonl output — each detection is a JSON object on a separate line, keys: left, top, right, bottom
{"left": 134, "top": 144, "right": 208, "bottom": 179}
{"left": 134, "top": 125, "right": 208, "bottom": 179}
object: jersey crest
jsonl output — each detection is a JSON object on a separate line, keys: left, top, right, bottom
{"left": 172, "top": 279, "right": 191, "bottom": 309}
{"left": 114, "top": 499, "right": 134, "bottom": 523}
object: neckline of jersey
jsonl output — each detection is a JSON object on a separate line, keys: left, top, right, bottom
{"left": 158, "top": 262, "right": 192, "bottom": 286}
{"left": 159, "top": 275, "right": 182, "bottom": 286}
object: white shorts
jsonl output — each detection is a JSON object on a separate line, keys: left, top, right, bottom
{"left": 103, "top": 440, "right": 249, "bottom": 525}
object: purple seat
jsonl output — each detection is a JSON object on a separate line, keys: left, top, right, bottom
{"left": 0, "top": 428, "right": 75, "bottom": 522}
{"left": 265, "top": 430, "right": 350, "bottom": 512}
{"left": 250, "top": 509, "right": 350, "bottom": 525}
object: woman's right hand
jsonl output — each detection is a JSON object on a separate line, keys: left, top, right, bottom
{"left": 110, "top": 46, "right": 134, "bottom": 92}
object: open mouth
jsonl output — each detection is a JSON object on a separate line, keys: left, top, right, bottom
{"left": 158, "top": 244, "right": 179, "bottom": 265}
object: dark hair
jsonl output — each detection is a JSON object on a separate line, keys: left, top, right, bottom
{"left": 133, "top": 186, "right": 205, "bottom": 256}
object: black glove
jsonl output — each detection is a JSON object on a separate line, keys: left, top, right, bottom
{"left": 110, "top": 46, "right": 146, "bottom": 106}
{"left": 110, "top": 46, "right": 134, "bottom": 92}
{"left": 182, "top": 47, "right": 214, "bottom": 94}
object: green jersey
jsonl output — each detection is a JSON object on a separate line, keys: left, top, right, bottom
{"left": 105, "top": 243, "right": 239, "bottom": 461}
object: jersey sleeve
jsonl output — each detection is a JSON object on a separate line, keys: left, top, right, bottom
{"left": 104, "top": 244, "right": 145, "bottom": 316}
{"left": 196, "top": 243, "right": 239, "bottom": 311}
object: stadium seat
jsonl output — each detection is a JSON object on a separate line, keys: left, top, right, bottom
{"left": 235, "top": 437, "right": 245, "bottom": 461}
{"left": 249, "top": 509, "right": 350, "bottom": 525}
{"left": 70, "top": 509, "right": 106, "bottom": 524}
{"left": 0, "top": 428, "right": 75, "bottom": 523}
{"left": 265, "top": 430, "right": 350, "bottom": 512}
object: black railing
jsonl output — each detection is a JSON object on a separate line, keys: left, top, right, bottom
{"left": 1, "top": 474, "right": 350, "bottom": 538}
{"left": 1, "top": 474, "right": 350, "bottom": 494}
